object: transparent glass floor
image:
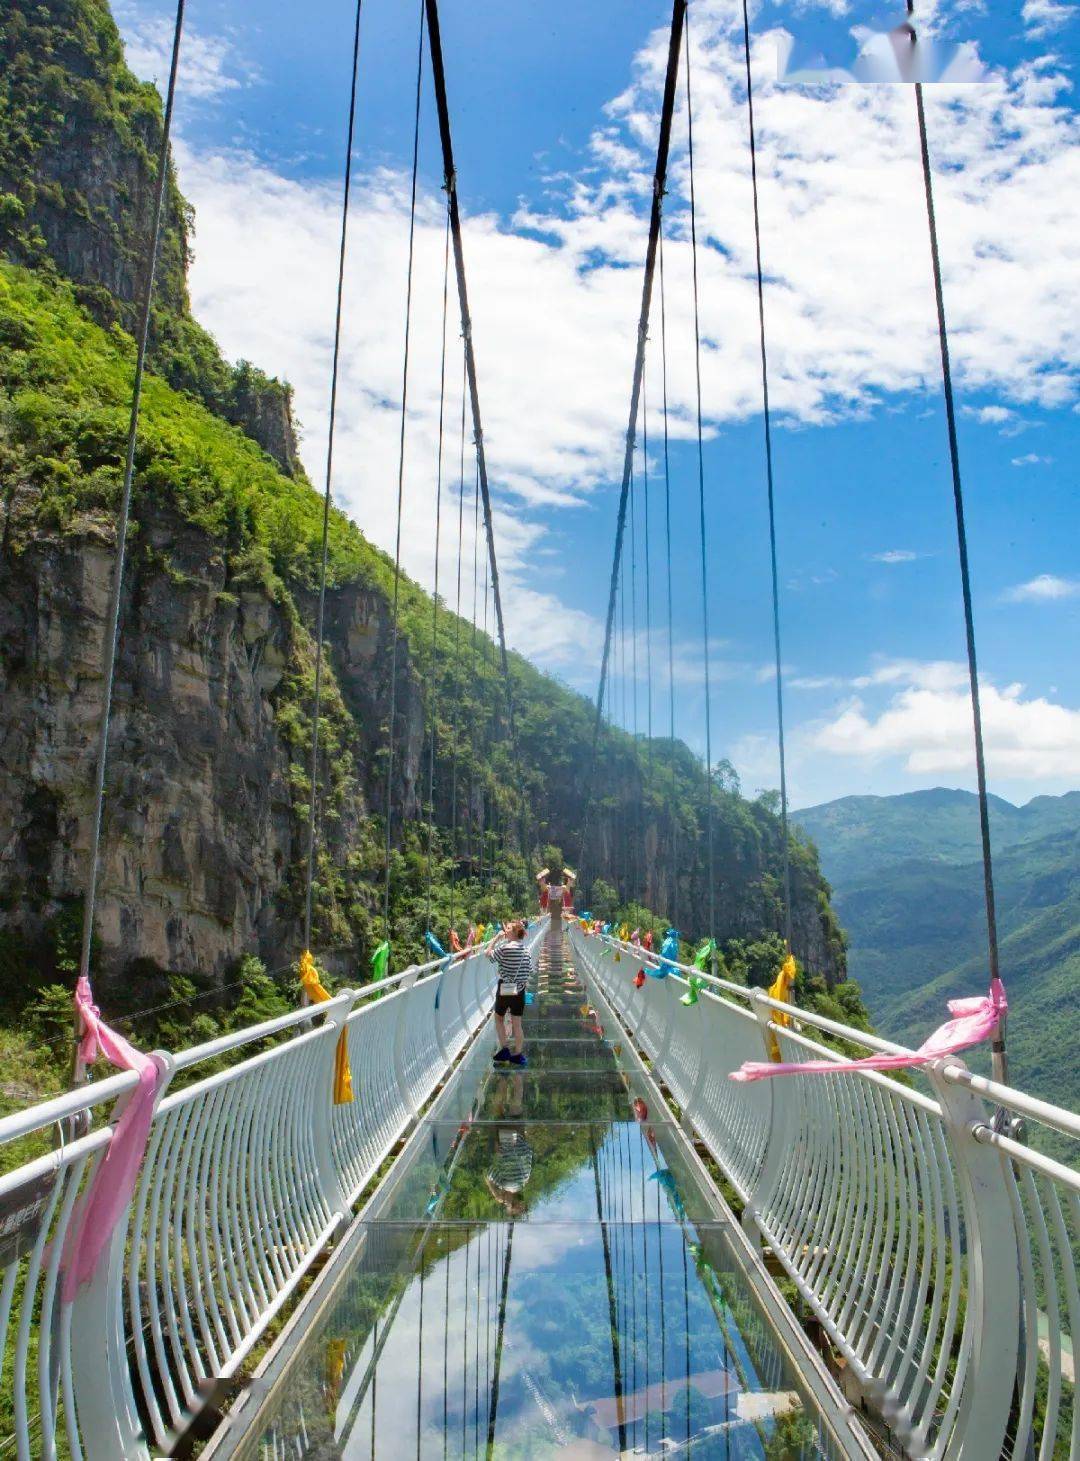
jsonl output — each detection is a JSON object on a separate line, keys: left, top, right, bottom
{"left": 232, "top": 931, "right": 838, "bottom": 1458}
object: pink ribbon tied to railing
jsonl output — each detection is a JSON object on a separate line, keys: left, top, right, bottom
{"left": 60, "top": 976, "right": 167, "bottom": 1301}
{"left": 730, "top": 978, "right": 1007, "bottom": 1084}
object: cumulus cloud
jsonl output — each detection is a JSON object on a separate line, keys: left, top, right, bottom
{"left": 963, "top": 404, "right": 1014, "bottom": 424}
{"left": 134, "top": 0, "right": 1080, "bottom": 686}
{"left": 809, "top": 660, "right": 1080, "bottom": 779}
{"left": 870, "top": 549, "right": 920, "bottom": 563}
{"left": 117, "top": 12, "right": 258, "bottom": 99}
{"left": 1010, "top": 452, "right": 1053, "bottom": 465}
{"left": 1004, "top": 573, "right": 1080, "bottom": 601}
{"left": 1022, "top": 0, "right": 1075, "bottom": 37}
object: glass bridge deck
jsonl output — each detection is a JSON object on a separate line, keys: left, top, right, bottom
{"left": 226, "top": 931, "right": 840, "bottom": 1459}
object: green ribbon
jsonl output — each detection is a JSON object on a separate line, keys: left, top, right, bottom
{"left": 693, "top": 938, "right": 717, "bottom": 972}
{"left": 681, "top": 974, "right": 705, "bottom": 1007}
{"left": 370, "top": 940, "right": 390, "bottom": 982}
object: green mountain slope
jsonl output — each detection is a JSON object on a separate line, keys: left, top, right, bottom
{"left": 797, "top": 790, "right": 1080, "bottom": 1114}
{"left": 0, "top": 0, "right": 849, "bottom": 1009}
{"left": 795, "top": 786, "right": 1080, "bottom": 885}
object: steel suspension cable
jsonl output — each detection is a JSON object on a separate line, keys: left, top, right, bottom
{"left": 302, "top": 0, "right": 365, "bottom": 959}
{"left": 578, "top": 0, "right": 687, "bottom": 875}
{"left": 449, "top": 354, "right": 467, "bottom": 933}
{"left": 914, "top": 64, "right": 1005, "bottom": 1087}
{"left": 684, "top": 6, "right": 718, "bottom": 944}
{"left": 630, "top": 465, "right": 639, "bottom": 743}
{"left": 426, "top": 0, "right": 532, "bottom": 873}
{"left": 424, "top": 203, "right": 452, "bottom": 935}
{"left": 75, "top": 0, "right": 187, "bottom": 1014}
{"left": 739, "top": 0, "right": 793, "bottom": 953}
{"left": 382, "top": 0, "right": 426, "bottom": 947}
{"left": 470, "top": 458, "right": 480, "bottom": 869}
{"left": 659, "top": 226, "right": 679, "bottom": 928}
{"left": 642, "top": 370, "right": 654, "bottom": 768}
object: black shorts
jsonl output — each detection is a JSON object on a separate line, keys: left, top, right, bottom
{"left": 494, "top": 989, "right": 526, "bottom": 1017}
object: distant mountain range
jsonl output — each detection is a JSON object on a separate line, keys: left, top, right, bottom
{"left": 795, "top": 788, "right": 1080, "bottom": 1122}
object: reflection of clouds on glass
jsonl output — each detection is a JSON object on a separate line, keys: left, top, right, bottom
{"left": 777, "top": 21, "right": 989, "bottom": 85}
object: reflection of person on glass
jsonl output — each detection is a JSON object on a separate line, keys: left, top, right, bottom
{"left": 485, "top": 1073, "right": 532, "bottom": 1217}
{"left": 492, "top": 918, "right": 531, "bottom": 1066}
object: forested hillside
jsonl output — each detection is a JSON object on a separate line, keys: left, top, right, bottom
{"left": 0, "top": 0, "right": 848, "bottom": 1039}
{"left": 798, "top": 788, "right": 1080, "bottom": 1114}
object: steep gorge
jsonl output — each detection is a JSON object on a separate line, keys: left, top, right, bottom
{"left": 0, "top": 0, "right": 847, "bottom": 1006}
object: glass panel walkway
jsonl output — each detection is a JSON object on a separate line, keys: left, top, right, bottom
{"left": 222, "top": 925, "right": 841, "bottom": 1459}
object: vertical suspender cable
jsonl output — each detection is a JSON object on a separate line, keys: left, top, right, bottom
{"left": 659, "top": 227, "right": 679, "bottom": 928}
{"left": 578, "top": 0, "right": 687, "bottom": 875}
{"left": 642, "top": 371, "right": 654, "bottom": 765}
{"left": 303, "top": 0, "right": 365, "bottom": 959}
{"left": 449, "top": 355, "right": 467, "bottom": 933}
{"left": 630, "top": 467, "right": 639, "bottom": 743}
{"left": 913, "top": 60, "right": 1005, "bottom": 1086}
{"left": 470, "top": 460, "right": 480, "bottom": 868}
{"left": 424, "top": 204, "right": 453, "bottom": 934}
{"left": 739, "top": 0, "right": 793, "bottom": 953}
{"left": 426, "top": 0, "right": 533, "bottom": 872}
{"left": 76, "top": 0, "right": 188, "bottom": 1024}
{"left": 382, "top": 0, "right": 426, "bottom": 946}
{"left": 684, "top": 6, "right": 717, "bottom": 944}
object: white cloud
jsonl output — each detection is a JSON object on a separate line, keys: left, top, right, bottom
{"left": 1004, "top": 573, "right": 1080, "bottom": 601}
{"left": 850, "top": 658, "right": 969, "bottom": 691}
{"left": 118, "top": 13, "right": 258, "bottom": 99}
{"left": 788, "top": 674, "right": 845, "bottom": 690}
{"left": 158, "top": 2, "right": 1080, "bottom": 683}
{"left": 963, "top": 403, "right": 1014, "bottom": 424}
{"left": 810, "top": 661, "right": 1080, "bottom": 779}
{"left": 870, "top": 549, "right": 920, "bottom": 563}
{"left": 1022, "top": 0, "right": 1075, "bottom": 37}
{"left": 1010, "top": 452, "right": 1053, "bottom": 465}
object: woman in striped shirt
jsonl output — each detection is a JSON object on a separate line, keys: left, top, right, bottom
{"left": 492, "top": 918, "right": 532, "bottom": 1067}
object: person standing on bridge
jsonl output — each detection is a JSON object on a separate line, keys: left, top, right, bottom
{"left": 536, "top": 865, "right": 575, "bottom": 918}
{"left": 492, "top": 918, "right": 532, "bottom": 1066}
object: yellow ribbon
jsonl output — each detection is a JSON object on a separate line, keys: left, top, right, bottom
{"left": 299, "top": 950, "right": 354, "bottom": 1105}
{"left": 765, "top": 953, "right": 797, "bottom": 1062}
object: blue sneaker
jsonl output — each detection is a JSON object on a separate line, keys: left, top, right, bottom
{"left": 508, "top": 1052, "right": 528, "bottom": 1067}
{"left": 493, "top": 1047, "right": 511, "bottom": 1063}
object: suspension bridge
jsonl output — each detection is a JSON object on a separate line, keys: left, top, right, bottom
{"left": 0, "top": 0, "right": 1076, "bottom": 1457}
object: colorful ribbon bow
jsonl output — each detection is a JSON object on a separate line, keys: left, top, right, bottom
{"left": 60, "top": 978, "right": 166, "bottom": 1299}
{"left": 693, "top": 938, "right": 717, "bottom": 972}
{"left": 681, "top": 974, "right": 705, "bottom": 1007}
{"left": 370, "top": 940, "right": 390, "bottom": 982}
{"left": 299, "top": 950, "right": 354, "bottom": 1105}
{"left": 733, "top": 978, "right": 1008, "bottom": 1083}
{"left": 651, "top": 929, "right": 679, "bottom": 978}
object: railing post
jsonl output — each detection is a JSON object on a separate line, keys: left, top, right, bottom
{"left": 923, "top": 1062, "right": 1020, "bottom": 1460}
{"left": 70, "top": 1050, "right": 175, "bottom": 1460}
{"left": 392, "top": 968, "right": 422, "bottom": 1121}
{"left": 312, "top": 994, "right": 356, "bottom": 1226}
{"left": 740, "top": 992, "right": 784, "bottom": 1253}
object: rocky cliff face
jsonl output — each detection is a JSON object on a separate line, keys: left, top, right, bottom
{"left": 0, "top": 485, "right": 432, "bottom": 987}
{"left": 0, "top": 0, "right": 847, "bottom": 999}
{"left": 0, "top": 0, "right": 299, "bottom": 474}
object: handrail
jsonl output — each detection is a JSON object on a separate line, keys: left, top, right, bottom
{"left": 571, "top": 921, "right": 1078, "bottom": 1461}
{"left": 0, "top": 923, "right": 533, "bottom": 1460}
{"left": 596, "top": 929, "right": 1078, "bottom": 1130}
{"left": 0, "top": 939, "right": 503, "bottom": 1142}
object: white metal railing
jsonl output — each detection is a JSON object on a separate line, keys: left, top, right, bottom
{"left": 0, "top": 922, "right": 546, "bottom": 1459}
{"left": 570, "top": 922, "right": 1079, "bottom": 1461}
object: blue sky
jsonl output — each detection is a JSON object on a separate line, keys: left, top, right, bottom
{"left": 116, "top": 0, "right": 1079, "bottom": 809}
